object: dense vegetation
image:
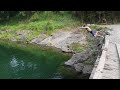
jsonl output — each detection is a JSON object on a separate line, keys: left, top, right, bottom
{"left": 0, "top": 11, "right": 116, "bottom": 79}
{"left": 1, "top": 11, "right": 120, "bottom": 24}
{"left": 0, "top": 11, "right": 80, "bottom": 42}
{"left": 0, "top": 11, "right": 119, "bottom": 42}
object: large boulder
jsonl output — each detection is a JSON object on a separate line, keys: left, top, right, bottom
{"left": 82, "top": 65, "right": 93, "bottom": 74}
{"left": 65, "top": 49, "right": 93, "bottom": 66}
{"left": 74, "top": 63, "right": 84, "bottom": 72}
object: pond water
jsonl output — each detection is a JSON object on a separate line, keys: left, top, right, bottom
{"left": 0, "top": 40, "right": 72, "bottom": 79}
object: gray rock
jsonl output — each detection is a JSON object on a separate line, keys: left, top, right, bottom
{"left": 82, "top": 65, "right": 93, "bottom": 74}
{"left": 31, "top": 29, "right": 87, "bottom": 53}
{"left": 30, "top": 34, "right": 47, "bottom": 44}
{"left": 65, "top": 49, "right": 93, "bottom": 66}
{"left": 74, "top": 63, "right": 84, "bottom": 72}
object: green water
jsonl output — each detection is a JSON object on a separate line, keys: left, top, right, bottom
{"left": 0, "top": 40, "right": 71, "bottom": 79}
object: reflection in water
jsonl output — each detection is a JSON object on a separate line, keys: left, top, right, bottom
{"left": 9, "top": 56, "right": 19, "bottom": 78}
{"left": 10, "top": 56, "right": 19, "bottom": 68}
{"left": 10, "top": 56, "right": 37, "bottom": 71}
{"left": 20, "top": 60, "right": 25, "bottom": 70}
{"left": 27, "top": 62, "right": 33, "bottom": 68}
{"left": 52, "top": 73, "right": 63, "bottom": 79}
{"left": 9, "top": 55, "right": 40, "bottom": 79}
{"left": 0, "top": 40, "right": 71, "bottom": 79}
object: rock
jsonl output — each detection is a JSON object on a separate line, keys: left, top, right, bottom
{"left": 65, "top": 49, "right": 93, "bottom": 66}
{"left": 74, "top": 63, "right": 84, "bottom": 72}
{"left": 82, "top": 65, "right": 93, "bottom": 74}
{"left": 30, "top": 34, "right": 47, "bottom": 44}
{"left": 30, "top": 29, "right": 87, "bottom": 53}
{"left": 65, "top": 53, "right": 81, "bottom": 66}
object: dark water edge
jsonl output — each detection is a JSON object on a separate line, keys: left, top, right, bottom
{"left": 58, "top": 65, "right": 90, "bottom": 79}
{"left": 0, "top": 40, "right": 73, "bottom": 79}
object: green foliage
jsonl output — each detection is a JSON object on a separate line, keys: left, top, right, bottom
{"left": 70, "top": 43, "right": 88, "bottom": 53}
{"left": 0, "top": 11, "right": 116, "bottom": 42}
{"left": 1, "top": 11, "right": 120, "bottom": 24}
{"left": 90, "top": 25, "right": 111, "bottom": 31}
{"left": 72, "top": 11, "right": 120, "bottom": 24}
{"left": 0, "top": 11, "right": 80, "bottom": 42}
{"left": 30, "top": 12, "right": 40, "bottom": 22}
{"left": 45, "top": 21, "right": 54, "bottom": 31}
{"left": 0, "top": 11, "right": 19, "bottom": 22}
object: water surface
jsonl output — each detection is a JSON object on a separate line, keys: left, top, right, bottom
{"left": 0, "top": 40, "right": 71, "bottom": 79}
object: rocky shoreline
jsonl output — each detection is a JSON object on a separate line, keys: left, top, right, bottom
{"left": 29, "top": 28, "right": 106, "bottom": 78}
{"left": 30, "top": 29, "right": 87, "bottom": 53}
{"left": 1, "top": 26, "right": 107, "bottom": 78}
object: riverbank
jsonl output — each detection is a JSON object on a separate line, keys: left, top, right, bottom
{"left": 0, "top": 39, "right": 72, "bottom": 79}
{"left": 0, "top": 23, "right": 111, "bottom": 78}
{"left": 0, "top": 11, "right": 112, "bottom": 78}
{"left": 0, "top": 12, "right": 81, "bottom": 42}
{"left": 28, "top": 25, "right": 111, "bottom": 78}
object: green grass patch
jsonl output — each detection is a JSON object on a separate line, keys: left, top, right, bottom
{"left": 70, "top": 43, "right": 88, "bottom": 53}
{"left": 0, "top": 12, "right": 81, "bottom": 41}
{"left": 90, "top": 24, "right": 112, "bottom": 32}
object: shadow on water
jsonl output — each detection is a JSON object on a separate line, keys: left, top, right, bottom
{"left": 0, "top": 40, "right": 72, "bottom": 79}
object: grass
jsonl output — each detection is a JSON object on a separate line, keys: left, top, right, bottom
{"left": 90, "top": 24, "right": 112, "bottom": 32}
{"left": 0, "top": 12, "right": 81, "bottom": 42}
{"left": 70, "top": 43, "right": 88, "bottom": 53}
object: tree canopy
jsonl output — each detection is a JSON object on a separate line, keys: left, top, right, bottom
{"left": 0, "top": 11, "right": 120, "bottom": 24}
